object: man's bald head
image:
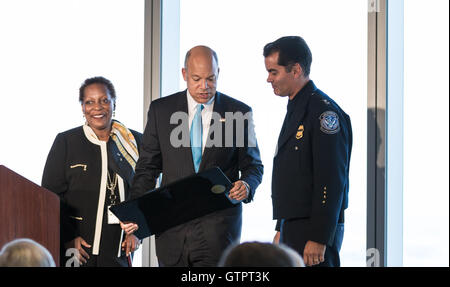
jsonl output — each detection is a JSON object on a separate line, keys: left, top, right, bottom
{"left": 184, "top": 45, "right": 219, "bottom": 71}
{"left": 182, "top": 45, "right": 220, "bottom": 104}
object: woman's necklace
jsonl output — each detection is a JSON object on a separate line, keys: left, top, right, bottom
{"left": 107, "top": 171, "right": 118, "bottom": 205}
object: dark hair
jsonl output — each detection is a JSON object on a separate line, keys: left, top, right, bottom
{"left": 218, "top": 242, "right": 304, "bottom": 267}
{"left": 79, "top": 76, "right": 116, "bottom": 104}
{"left": 263, "top": 36, "right": 312, "bottom": 76}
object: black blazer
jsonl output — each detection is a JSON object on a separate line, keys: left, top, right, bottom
{"left": 130, "top": 90, "right": 264, "bottom": 265}
{"left": 42, "top": 126, "right": 142, "bottom": 254}
{"left": 272, "top": 80, "right": 352, "bottom": 246}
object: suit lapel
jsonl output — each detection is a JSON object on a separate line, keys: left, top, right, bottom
{"left": 172, "top": 90, "right": 189, "bottom": 113}
{"left": 174, "top": 91, "right": 196, "bottom": 173}
{"left": 199, "top": 92, "right": 224, "bottom": 172}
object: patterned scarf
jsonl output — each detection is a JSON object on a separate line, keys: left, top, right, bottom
{"left": 110, "top": 120, "right": 139, "bottom": 170}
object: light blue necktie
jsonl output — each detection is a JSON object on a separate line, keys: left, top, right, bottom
{"left": 191, "top": 104, "right": 204, "bottom": 172}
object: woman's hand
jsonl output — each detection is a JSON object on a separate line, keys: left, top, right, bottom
{"left": 64, "top": 236, "right": 91, "bottom": 265}
{"left": 122, "top": 234, "right": 141, "bottom": 257}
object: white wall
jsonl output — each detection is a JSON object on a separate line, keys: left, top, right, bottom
{"left": 0, "top": 0, "right": 144, "bottom": 185}
{"left": 0, "top": 0, "right": 145, "bottom": 266}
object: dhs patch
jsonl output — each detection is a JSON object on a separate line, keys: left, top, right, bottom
{"left": 319, "top": 111, "right": 340, "bottom": 134}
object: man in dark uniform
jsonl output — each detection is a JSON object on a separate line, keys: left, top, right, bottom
{"left": 264, "top": 36, "right": 352, "bottom": 267}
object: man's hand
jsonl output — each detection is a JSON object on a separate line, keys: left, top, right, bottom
{"left": 229, "top": 180, "right": 249, "bottom": 201}
{"left": 273, "top": 231, "right": 280, "bottom": 244}
{"left": 303, "top": 240, "right": 326, "bottom": 266}
{"left": 122, "top": 234, "right": 141, "bottom": 257}
{"left": 64, "top": 236, "right": 91, "bottom": 265}
{"left": 120, "top": 221, "right": 139, "bottom": 235}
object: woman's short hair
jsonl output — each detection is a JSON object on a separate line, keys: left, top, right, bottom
{"left": 0, "top": 238, "right": 56, "bottom": 267}
{"left": 79, "top": 76, "right": 116, "bottom": 103}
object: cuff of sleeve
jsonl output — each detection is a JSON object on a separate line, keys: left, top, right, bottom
{"left": 241, "top": 180, "right": 250, "bottom": 194}
{"left": 275, "top": 220, "right": 281, "bottom": 232}
{"left": 241, "top": 180, "right": 252, "bottom": 203}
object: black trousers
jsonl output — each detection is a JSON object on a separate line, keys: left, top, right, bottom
{"left": 159, "top": 219, "right": 220, "bottom": 267}
{"left": 280, "top": 218, "right": 344, "bottom": 267}
{"left": 158, "top": 213, "right": 242, "bottom": 267}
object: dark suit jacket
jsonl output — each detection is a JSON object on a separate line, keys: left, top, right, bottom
{"left": 272, "top": 80, "right": 352, "bottom": 246}
{"left": 130, "top": 90, "right": 263, "bottom": 265}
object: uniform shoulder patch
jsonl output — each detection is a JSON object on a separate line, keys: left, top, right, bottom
{"left": 319, "top": 111, "right": 340, "bottom": 134}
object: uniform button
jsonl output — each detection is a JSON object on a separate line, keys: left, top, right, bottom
{"left": 322, "top": 201, "right": 326, "bottom": 204}
{"left": 295, "top": 146, "right": 298, "bottom": 150}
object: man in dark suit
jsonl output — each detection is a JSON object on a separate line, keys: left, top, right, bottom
{"left": 264, "top": 36, "right": 352, "bottom": 267}
{"left": 124, "top": 46, "right": 263, "bottom": 267}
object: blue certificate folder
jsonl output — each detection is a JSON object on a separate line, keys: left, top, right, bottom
{"left": 110, "top": 167, "right": 238, "bottom": 239}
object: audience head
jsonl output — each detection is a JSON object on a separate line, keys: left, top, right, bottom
{"left": 0, "top": 238, "right": 56, "bottom": 267}
{"left": 218, "top": 241, "right": 305, "bottom": 267}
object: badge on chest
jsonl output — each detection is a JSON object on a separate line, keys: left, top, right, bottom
{"left": 296, "top": 124, "right": 304, "bottom": 139}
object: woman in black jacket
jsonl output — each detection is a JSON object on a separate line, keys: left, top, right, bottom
{"left": 42, "top": 77, "right": 142, "bottom": 267}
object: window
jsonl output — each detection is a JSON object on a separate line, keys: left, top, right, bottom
{"left": 403, "top": 0, "right": 449, "bottom": 267}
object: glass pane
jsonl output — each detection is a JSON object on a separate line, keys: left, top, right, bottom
{"left": 0, "top": 0, "right": 145, "bottom": 266}
{"left": 179, "top": 0, "right": 367, "bottom": 266}
{"left": 403, "top": 0, "right": 449, "bottom": 267}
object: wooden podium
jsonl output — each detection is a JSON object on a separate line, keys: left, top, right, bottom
{"left": 0, "top": 165, "right": 60, "bottom": 265}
